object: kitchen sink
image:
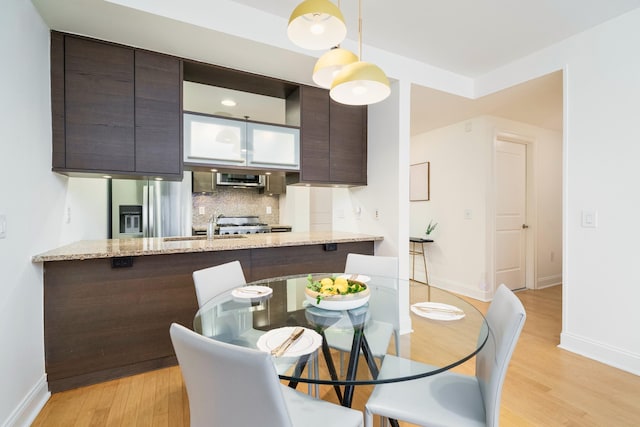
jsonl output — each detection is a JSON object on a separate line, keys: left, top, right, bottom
{"left": 163, "top": 235, "right": 247, "bottom": 242}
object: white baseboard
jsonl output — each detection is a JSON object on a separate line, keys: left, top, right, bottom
{"left": 428, "top": 278, "right": 492, "bottom": 302}
{"left": 2, "top": 375, "right": 50, "bottom": 427}
{"left": 537, "top": 274, "right": 562, "bottom": 289}
{"left": 560, "top": 332, "right": 640, "bottom": 376}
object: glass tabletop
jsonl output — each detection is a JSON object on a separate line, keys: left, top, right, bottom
{"left": 193, "top": 273, "right": 488, "bottom": 386}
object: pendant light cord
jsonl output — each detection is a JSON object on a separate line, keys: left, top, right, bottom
{"left": 358, "top": 0, "right": 362, "bottom": 60}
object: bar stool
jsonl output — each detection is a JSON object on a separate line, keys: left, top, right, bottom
{"left": 410, "top": 237, "right": 433, "bottom": 284}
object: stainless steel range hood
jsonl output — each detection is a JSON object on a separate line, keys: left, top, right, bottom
{"left": 216, "top": 172, "right": 265, "bottom": 187}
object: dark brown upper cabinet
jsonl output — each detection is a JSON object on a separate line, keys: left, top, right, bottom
{"left": 50, "top": 32, "right": 182, "bottom": 180}
{"left": 298, "top": 86, "right": 367, "bottom": 186}
{"left": 49, "top": 32, "right": 366, "bottom": 185}
{"left": 134, "top": 50, "right": 182, "bottom": 176}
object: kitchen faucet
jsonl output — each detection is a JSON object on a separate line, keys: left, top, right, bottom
{"left": 207, "top": 213, "right": 218, "bottom": 240}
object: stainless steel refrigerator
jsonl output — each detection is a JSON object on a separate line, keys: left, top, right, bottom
{"left": 109, "top": 174, "right": 192, "bottom": 238}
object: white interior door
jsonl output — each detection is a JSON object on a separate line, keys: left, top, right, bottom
{"left": 495, "top": 140, "right": 527, "bottom": 291}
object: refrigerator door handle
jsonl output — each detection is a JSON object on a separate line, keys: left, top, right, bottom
{"left": 142, "top": 184, "right": 149, "bottom": 237}
{"left": 148, "top": 183, "right": 156, "bottom": 237}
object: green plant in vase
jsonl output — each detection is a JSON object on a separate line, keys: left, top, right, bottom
{"left": 426, "top": 220, "right": 438, "bottom": 236}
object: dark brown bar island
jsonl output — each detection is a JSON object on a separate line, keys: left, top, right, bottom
{"left": 33, "top": 232, "right": 381, "bottom": 392}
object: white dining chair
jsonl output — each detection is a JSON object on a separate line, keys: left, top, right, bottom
{"left": 324, "top": 253, "right": 400, "bottom": 374}
{"left": 170, "top": 323, "right": 364, "bottom": 427}
{"left": 192, "top": 260, "right": 246, "bottom": 307}
{"left": 192, "top": 260, "right": 263, "bottom": 349}
{"left": 364, "top": 284, "right": 526, "bottom": 427}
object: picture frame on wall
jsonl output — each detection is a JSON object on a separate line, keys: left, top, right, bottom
{"left": 410, "top": 162, "right": 430, "bottom": 201}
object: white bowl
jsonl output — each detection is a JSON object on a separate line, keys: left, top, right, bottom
{"left": 304, "top": 285, "right": 370, "bottom": 311}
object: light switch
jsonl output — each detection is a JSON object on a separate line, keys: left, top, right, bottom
{"left": 0, "top": 214, "right": 6, "bottom": 239}
{"left": 581, "top": 210, "right": 598, "bottom": 228}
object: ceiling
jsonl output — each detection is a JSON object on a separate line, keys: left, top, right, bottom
{"left": 411, "top": 71, "right": 563, "bottom": 135}
{"left": 33, "top": 0, "right": 640, "bottom": 135}
{"left": 228, "top": 0, "right": 640, "bottom": 78}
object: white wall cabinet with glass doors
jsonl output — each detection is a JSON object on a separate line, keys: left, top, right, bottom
{"left": 184, "top": 112, "right": 300, "bottom": 171}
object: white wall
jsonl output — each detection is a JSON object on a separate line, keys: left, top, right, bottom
{"left": 473, "top": 7, "right": 640, "bottom": 375}
{"left": 0, "top": 1, "right": 58, "bottom": 425}
{"left": 61, "top": 178, "right": 109, "bottom": 243}
{"left": 559, "top": 10, "right": 640, "bottom": 373}
{"left": 410, "top": 116, "right": 562, "bottom": 300}
{"left": 410, "top": 117, "right": 493, "bottom": 299}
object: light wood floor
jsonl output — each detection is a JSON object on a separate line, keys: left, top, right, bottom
{"left": 33, "top": 285, "right": 640, "bottom": 426}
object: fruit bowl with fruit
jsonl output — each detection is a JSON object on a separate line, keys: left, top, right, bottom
{"left": 305, "top": 275, "right": 370, "bottom": 310}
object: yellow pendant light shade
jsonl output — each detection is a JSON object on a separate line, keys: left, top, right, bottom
{"left": 312, "top": 47, "right": 358, "bottom": 88}
{"left": 330, "top": 61, "right": 390, "bottom": 105}
{"left": 288, "top": 0, "right": 347, "bottom": 50}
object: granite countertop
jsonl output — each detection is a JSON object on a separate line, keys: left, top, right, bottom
{"left": 32, "top": 231, "right": 383, "bottom": 262}
{"left": 191, "top": 224, "right": 293, "bottom": 232}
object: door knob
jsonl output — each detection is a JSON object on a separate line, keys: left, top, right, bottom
{"left": 522, "top": 224, "right": 529, "bottom": 229}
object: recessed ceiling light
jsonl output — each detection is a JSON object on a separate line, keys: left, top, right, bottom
{"left": 221, "top": 99, "right": 236, "bottom": 107}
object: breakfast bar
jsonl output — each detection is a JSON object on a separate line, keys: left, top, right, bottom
{"left": 33, "top": 232, "right": 382, "bottom": 392}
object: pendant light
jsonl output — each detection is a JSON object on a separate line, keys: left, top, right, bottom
{"left": 312, "top": 47, "right": 358, "bottom": 88}
{"left": 288, "top": 0, "right": 347, "bottom": 50}
{"left": 330, "top": 0, "right": 390, "bottom": 105}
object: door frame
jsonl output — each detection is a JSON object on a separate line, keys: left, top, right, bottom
{"left": 487, "top": 131, "right": 537, "bottom": 293}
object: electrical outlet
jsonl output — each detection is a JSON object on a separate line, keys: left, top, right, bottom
{"left": 266, "top": 206, "right": 272, "bottom": 214}
{"left": 464, "top": 209, "right": 472, "bottom": 220}
{"left": 198, "top": 206, "right": 205, "bottom": 215}
{"left": 375, "top": 209, "right": 380, "bottom": 220}
{"left": 65, "top": 207, "right": 71, "bottom": 224}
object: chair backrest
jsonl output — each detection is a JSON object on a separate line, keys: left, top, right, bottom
{"left": 344, "top": 253, "right": 399, "bottom": 279}
{"left": 345, "top": 253, "right": 399, "bottom": 328}
{"left": 192, "top": 260, "right": 246, "bottom": 307}
{"left": 170, "top": 323, "right": 293, "bottom": 427}
{"left": 476, "top": 284, "right": 526, "bottom": 427}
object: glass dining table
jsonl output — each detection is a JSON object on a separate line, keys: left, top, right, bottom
{"left": 193, "top": 273, "right": 488, "bottom": 412}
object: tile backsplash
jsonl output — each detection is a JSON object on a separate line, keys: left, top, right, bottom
{"left": 192, "top": 187, "right": 280, "bottom": 228}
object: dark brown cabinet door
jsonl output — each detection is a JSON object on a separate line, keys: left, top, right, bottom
{"left": 64, "top": 37, "right": 135, "bottom": 172}
{"left": 298, "top": 85, "right": 367, "bottom": 185}
{"left": 300, "top": 86, "right": 330, "bottom": 182}
{"left": 330, "top": 99, "right": 367, "bottom": 185}
{"left": 135, "top": 51, "right": 182, "bottom": 176}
